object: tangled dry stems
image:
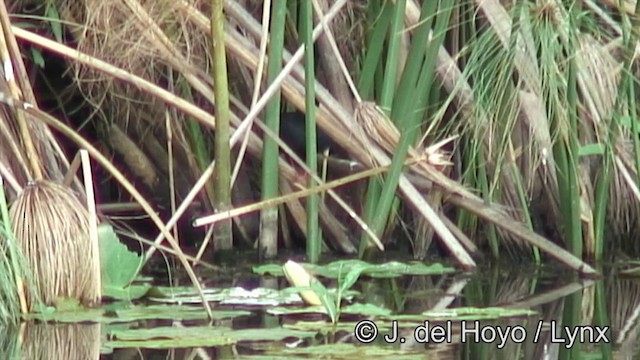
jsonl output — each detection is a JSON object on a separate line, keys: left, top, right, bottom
{"left": 10, "top": 0, "right": 637, "bottom": 263}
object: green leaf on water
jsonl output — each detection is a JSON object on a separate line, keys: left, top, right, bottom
{"left": 420, "top": 306, "right": 537, "bottom": 320}
{"left": 148, "top": 286, "right": 304, "bottom": 306}
{"left": 104, "top": 284, "right": 151, "bottom": 301}
{"left": 267, "top": 302, "right": 391, "bottom": 318}
{"left": 278, "top": 343, "right": 421, "bottom": 359}
{"left": 267, "top": 306, "right": 328, "bottom": 316}
{"left": 340, "top": 263, "right": 369, "bottom": 292}
{"left": 309, "top": 278, "right": 338, "bottom": 323}
{"left": 98, "top": 224, "right": 149, "bottom": 300}
{"left": 253, "top": 263, "right": 287, "bottom": 275}
{"left": 254, "top": 260, "right": 455, "bottom": 279}
{"left": 105, "top": 326, "right": 317, "bottom": 350}
{"left": 341, "top": 303, "right": 393, "bottom": 317}
{"left": 24, "top": 297, "right": 106, "bottom": 322}
{"left": 114, "top": 304, "right": 250, "bottom": 321}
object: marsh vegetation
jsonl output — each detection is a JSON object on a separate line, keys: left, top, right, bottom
{"left": 0, "top": 1, "right": 638, "bottom": 353}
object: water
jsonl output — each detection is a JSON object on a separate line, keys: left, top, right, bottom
{"left": 3, "top": 260, "right": 635, "bottom": 359}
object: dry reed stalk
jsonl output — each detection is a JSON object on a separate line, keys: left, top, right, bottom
{"left": 354, "top": 101, "right": 453, "bottom": 183}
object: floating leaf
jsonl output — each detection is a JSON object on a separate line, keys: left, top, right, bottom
{"left": 106, "top": 326, "right": 317, "bottom": 350}
{"left": 99, "top": 224, "right": 147, "bottom": 300}
{"left": 148, "top": 286, "right": 303, "bottom": 306}
{"left": 276, "top": 343, "right": 421, "bottom": 359}
{"left": 256, "top": 260, "right": 454, "bottom": 279}
{"left": 114, "top": 304, "right": 250, "bottom": 322}
{"left": 421, "top": 307, "right": 537, "bottom": 320}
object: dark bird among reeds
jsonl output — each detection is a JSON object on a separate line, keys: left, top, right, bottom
{"left": 279, "top": 111, "right": 334, "bottom": 158}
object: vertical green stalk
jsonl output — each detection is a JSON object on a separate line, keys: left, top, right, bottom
{"left": 562, "top": 4, "right": 583, "bottom": 256}
{"left": 457, "top": 134, "right": 480, "bottom": 236}
{"left": 181, "top": 82, "right": 216, "bottom": 210}
{"left": 392, "top": 0, "right": 438, "bottom": 131}
{"left": 359, "top": 177, "right": 382, "bottom": 256}
{"left": 359, "top": 0, "right": 406, "bottom": 255}
{"left": 559, "top": 287, "right": 582, "bottom": 360}
{"left": 593, "top": 279, "right": 612, "bottom": 360}
{"left": 355, "top": 1, "right": 393, "bottom": 255}
{"left": 369, "top": 0, "right": 454, "bottom": 241}
{"left": 378, "top": 0, "right": 406, "bottom": 108}
{"left": 478, "top": 147, "right": 500, "bottom": 258}
{"left": 301, "top": 0, "right": 321, "bottom": 263}
{"left": 0, "top": 180, "right": 21, "bottom": 323}
{"left": 211, "top": 0, "right": 232, "bottom": 249}
{"left": 357, "top": 1, "right": 393, "bottom": 101}
{"left": 510, "top": 160, "right": 540, "bottom": 262}
{"left": 287, "top": 0, "right": 298, "bottom": 29}
{"left": 592, "top": 162, "right": 610, "bottom": 262}
{"left": 260, "top": 1, "right": 287, "bottom": 258}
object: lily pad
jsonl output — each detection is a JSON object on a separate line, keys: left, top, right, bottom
{"left": 277, "top": 343, "right": 421, "bottom": 359}
{"left": 254, "top": 260, "right": 455, "bottom": 279}
{"left": 266, "top": 303, "right": 391, "bottom": 317}
{"left": 99, "top": 224, "right": 149, "bottom": 300}
{"left": 23, "top": 305, "right": 106, "bottom": 323}
{"left": 148, "top": 286, "right": 304, "bottom": 306}
{"left": 113, "top": 304, "right": 250, "bottom": 322}
{"left": 420, "top": 306, "right": 537, "bottom": 320}
{"left": 106, "top": 326, "right": 317, "bottom": 349}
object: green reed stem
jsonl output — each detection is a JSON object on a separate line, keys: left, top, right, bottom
{"left": 371, "top": 0, "right": 450, "bottom": 239}
{"left": 181, "top": 82, "right": 216, "bottom": 218}
{"left": 211, "top": 0, "right": 232, "bottom": 249}
{"left": 360, "top": 0, "right": 407, "bottom": 253}
{"left": 357, "top": 1, "right": 394, "bottom": 256}
{"left": 301, "top": 0, "right": 321, "bottom": 263}
{"left": 0, "top": 179, "right": 21, "bottom": 324}
{"left": 478, "top": 146, "right": 499, "bottom": 258}
{"left": 563, "top": 21, "right": 583, "bottom": 256}
{"left": 260, "top": 0, "right": 287, "bottom": 258}
{"left": 357, "top": 1, "right": 393, "bottom": 100}
{"left": 510, "top": 160, "right": 540, "bottom": 263}
{"left": 592, "top": 158, "right": 610, "bottom": 262}
{"left": 378, "top": 0, "right": 406, "bottom": 108}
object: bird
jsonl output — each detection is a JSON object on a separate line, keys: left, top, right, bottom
{"left": 279, "top": 110, "right": 334, "bottom": 158}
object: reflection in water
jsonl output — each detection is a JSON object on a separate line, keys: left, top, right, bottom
{"left": 12, "top": 265, "right": 640, "bottom": 359}
{"left": 2, "top": 322, "right": 100, "bottom": 360}
{"left": 609, "top": 278, "right": 640, "bottom": 359}
{"left": 392, "top": 266, "right": 634, "bottom": 360}
{"left": 0, "top": 324, "right": 20, "bottom": 359}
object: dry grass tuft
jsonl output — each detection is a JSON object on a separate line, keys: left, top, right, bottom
{"left": 9, "top": 181, "right": 100, "bottom": 309}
